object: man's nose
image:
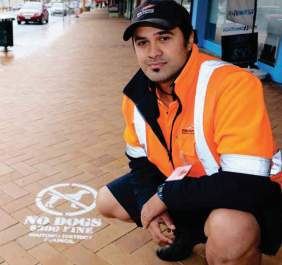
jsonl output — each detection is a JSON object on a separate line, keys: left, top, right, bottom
{"left": 148, "top": 42, "right": 163, "bottom": 58}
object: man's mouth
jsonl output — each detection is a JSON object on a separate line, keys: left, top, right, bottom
{"left": 148, "top": 62, "right": 167, "bottom": 71}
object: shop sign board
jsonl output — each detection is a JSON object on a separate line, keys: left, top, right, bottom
{"left": 222, "top": 22, "right": 257, "bottom": 36}
{"left": 227, "top": 0, "right": 256, "bottom": 27}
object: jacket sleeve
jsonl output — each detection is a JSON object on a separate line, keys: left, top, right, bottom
{"left": 161, "top": 170, "right": 281, "bottom": 213}
{"left": 122, "top": 96, "right": 166, "bottom": 210}
{"left": 159, "top": 71, "right": 281, "bottom": 214}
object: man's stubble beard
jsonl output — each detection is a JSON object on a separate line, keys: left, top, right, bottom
{"left": 142, "top": 49, "right": 190, "bottom": 84}
{"left": 143, "top": 63, "right": 184, "bottom": 84}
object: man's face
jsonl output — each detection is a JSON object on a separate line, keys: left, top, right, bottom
{"left": 133, "top": 26, "right": 191, "bottom": 86}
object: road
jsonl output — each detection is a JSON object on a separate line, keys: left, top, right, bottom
{"left": 0, "top": 11, "right": 78, "bottom": 62}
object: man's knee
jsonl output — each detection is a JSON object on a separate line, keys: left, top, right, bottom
{"left": 96, "top": 186, "right": 114, "bottom": 217}
{"left": 96, "top": 186, "right": 131, "bottom": 221}
{"left": 204, "top": 209, "right": 261, "bottom": 262}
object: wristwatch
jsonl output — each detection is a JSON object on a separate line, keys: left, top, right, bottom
{"left": 156, "top": 183, "right": 165, "bottom": 201}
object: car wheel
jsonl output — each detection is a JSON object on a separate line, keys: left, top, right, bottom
{"left": 40, "top": 17, "right": 44, "bottom": 24}
{"left": 17, "top": 20, "right": 21, "bottom": 24}
{"left": 46, "top": 17, "right": 49, "bottom": 23}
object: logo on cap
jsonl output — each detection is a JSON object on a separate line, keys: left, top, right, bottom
{"left": 137, "top": 8, "right": 154, "bottom": 18}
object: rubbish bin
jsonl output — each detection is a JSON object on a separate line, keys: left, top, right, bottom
{"left": 0, "top": 18, "right": 14, "bottom": 52}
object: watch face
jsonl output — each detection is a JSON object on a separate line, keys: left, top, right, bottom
{"left": 158, "top": 183, "right": 165, "bottom": 192}
{"left": 157, "top": 183, "right": 165, "bottom": 201}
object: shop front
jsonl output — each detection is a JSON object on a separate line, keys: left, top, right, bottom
{"left": 192, "top": 0, "right": 282, "bottom": 83}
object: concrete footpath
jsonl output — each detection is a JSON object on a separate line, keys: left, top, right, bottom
{"left": 0, "top": 8, "right": 281, "bottom": 265}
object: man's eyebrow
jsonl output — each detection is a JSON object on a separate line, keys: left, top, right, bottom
{"left": 133, "top": 35, "right": 147, "bottom": 42}
{"left": 133, "top": 29, "right": 174, "bottom": 41}
{"left": 155, "top": 30, "right": 174, "bottom": 36}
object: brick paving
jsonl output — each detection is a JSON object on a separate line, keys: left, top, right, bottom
{"left": 0, "top": 8, "right": 281, "bottom": 265}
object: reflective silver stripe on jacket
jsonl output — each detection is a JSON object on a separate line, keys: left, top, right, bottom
{"left": 126, "top": 143, "right": 146, "bottom": 158}
{"left": 125, "top": 106, "right": 147, "bottom": 158}
{"left": 194, "top": 60, "right": 228, "bottom": 175}
{"left": 194, "top": 60, "right": 271, "bottom": 176}
{"left": 221, "top": 154, "right": 270, "bottom": 176}
{"left": 133, "top": 106, "right": 147, "bottom": 153}
{"left": 271, "top": 150, "right": 282, "bottom": 175}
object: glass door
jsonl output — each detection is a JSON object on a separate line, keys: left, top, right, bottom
{"left": 257, "top": 0, "right": 282, "bottom": 65}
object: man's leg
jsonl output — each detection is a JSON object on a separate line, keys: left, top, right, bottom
{"left": 96, "top": 171, "right": 166, "bottom": 227}
{"left": 204, "top": 209, "right": 261, "bottom": 265}
{"left": 96, "top": 186, "right": 132, "bottom": 222}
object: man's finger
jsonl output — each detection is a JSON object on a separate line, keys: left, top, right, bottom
{"left": 156, "top": 230, "right": 173, "bottom": 245}
{"left": 160, "top": 212, "right": 175, "bottom": 231}
{"left": 148, "top": 218, "right": 173, "bottom": 245}
{"left": 141, "top": 212, "right": 150, "bottom": 229}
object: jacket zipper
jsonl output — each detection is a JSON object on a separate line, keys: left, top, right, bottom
{"left": 168, "top": 85, "right": 182, "bottom": 169}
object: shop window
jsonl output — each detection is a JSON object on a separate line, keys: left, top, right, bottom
{"left": 205, "top": 0, "right": 258, "bottom": 43}
{"left": 205, "top": 0, "right": 227, "bottom": 43}
{"left": 257, "top": 0, "right": 282, "bottom": 65}
{"left": 204, "top": 0, "right": 282, "bottom": 66}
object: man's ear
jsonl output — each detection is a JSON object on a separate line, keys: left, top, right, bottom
{"left": 187, "top": 31, "right": 194, "bottom": 51}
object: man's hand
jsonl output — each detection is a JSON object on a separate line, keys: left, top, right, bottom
{"left": 147, "top": 212, "right": 175, "bottom": 246}
{"left": 141, "top": 193, "right": 168, "bottom": 228}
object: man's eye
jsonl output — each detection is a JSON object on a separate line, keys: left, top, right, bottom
{"left": 136, "top": 41, "right": 147, "bottom": 47}
{"left": 159, "top": 36, "right": 170, "bottom": 41}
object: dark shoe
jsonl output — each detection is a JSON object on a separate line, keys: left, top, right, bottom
{"left": 156, "top": 229, "right": 194, "bottom": 261}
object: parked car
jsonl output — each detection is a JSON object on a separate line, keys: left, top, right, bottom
{"left": 17, "top": 2, "right": 49, "bottom": 24}
{"left": 46, "top": 2, "right": 53, "bottom": 8}
{"left": 12, "top": 2, "right": 24, "bottom": 10}
{"left": 50, "top": 2, "right": 67, "bottom": 16}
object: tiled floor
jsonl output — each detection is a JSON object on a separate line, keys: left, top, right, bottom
{"left": 0, "top": 8, "right": 281, "bottom": 265}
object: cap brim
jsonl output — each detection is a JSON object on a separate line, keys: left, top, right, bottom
{"left": 123, "top": 18, "right": 172, "bottom": 41}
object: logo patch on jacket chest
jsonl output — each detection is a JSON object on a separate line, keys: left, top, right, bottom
{"left": 182, "top": 125, "right": 194, "bottom": 134}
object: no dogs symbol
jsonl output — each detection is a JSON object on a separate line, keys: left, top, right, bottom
{"left": 36, "top": 183, "right": 97, "bottom": 216}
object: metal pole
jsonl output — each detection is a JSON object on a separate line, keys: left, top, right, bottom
{"left": 252, "top": 0, "right": 257, "bottom": 33}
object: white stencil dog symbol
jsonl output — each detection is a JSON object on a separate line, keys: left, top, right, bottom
{"left": 45, "top": 189, "right": 91, "bottom": 209}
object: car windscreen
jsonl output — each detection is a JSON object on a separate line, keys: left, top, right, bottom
{"left": 22, "top": 2, "right": 42, "bottom": 9}
{"left": 52, "top": 3, "right": 64, "bottom": 7}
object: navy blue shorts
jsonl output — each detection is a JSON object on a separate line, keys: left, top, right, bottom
{"left": 107, "top": 172, "right": 282, "bottom": 255}
{"left": 107, "top": 172, "right": 165, "bottom": 226}
{"left": 107, "top": 172, "right": 209, "bottom": 244}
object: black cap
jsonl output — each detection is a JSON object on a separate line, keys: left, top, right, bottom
{"left": 123, "top": 0, "right": 192, "bottom": 41}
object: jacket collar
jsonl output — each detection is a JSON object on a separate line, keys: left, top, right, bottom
{"left": 123, "top": 69, "right": 151, "bottom": 105}
{"left": 123, "top": 69, "right": 169, "bottom": 151}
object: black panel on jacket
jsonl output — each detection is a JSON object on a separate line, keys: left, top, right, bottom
{"left": 162, "top": 170, "right": 281, "bottom": 213}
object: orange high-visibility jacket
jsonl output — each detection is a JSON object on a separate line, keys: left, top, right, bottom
{"left": 122, "top": 45, "right": 282, "bottom": 182}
